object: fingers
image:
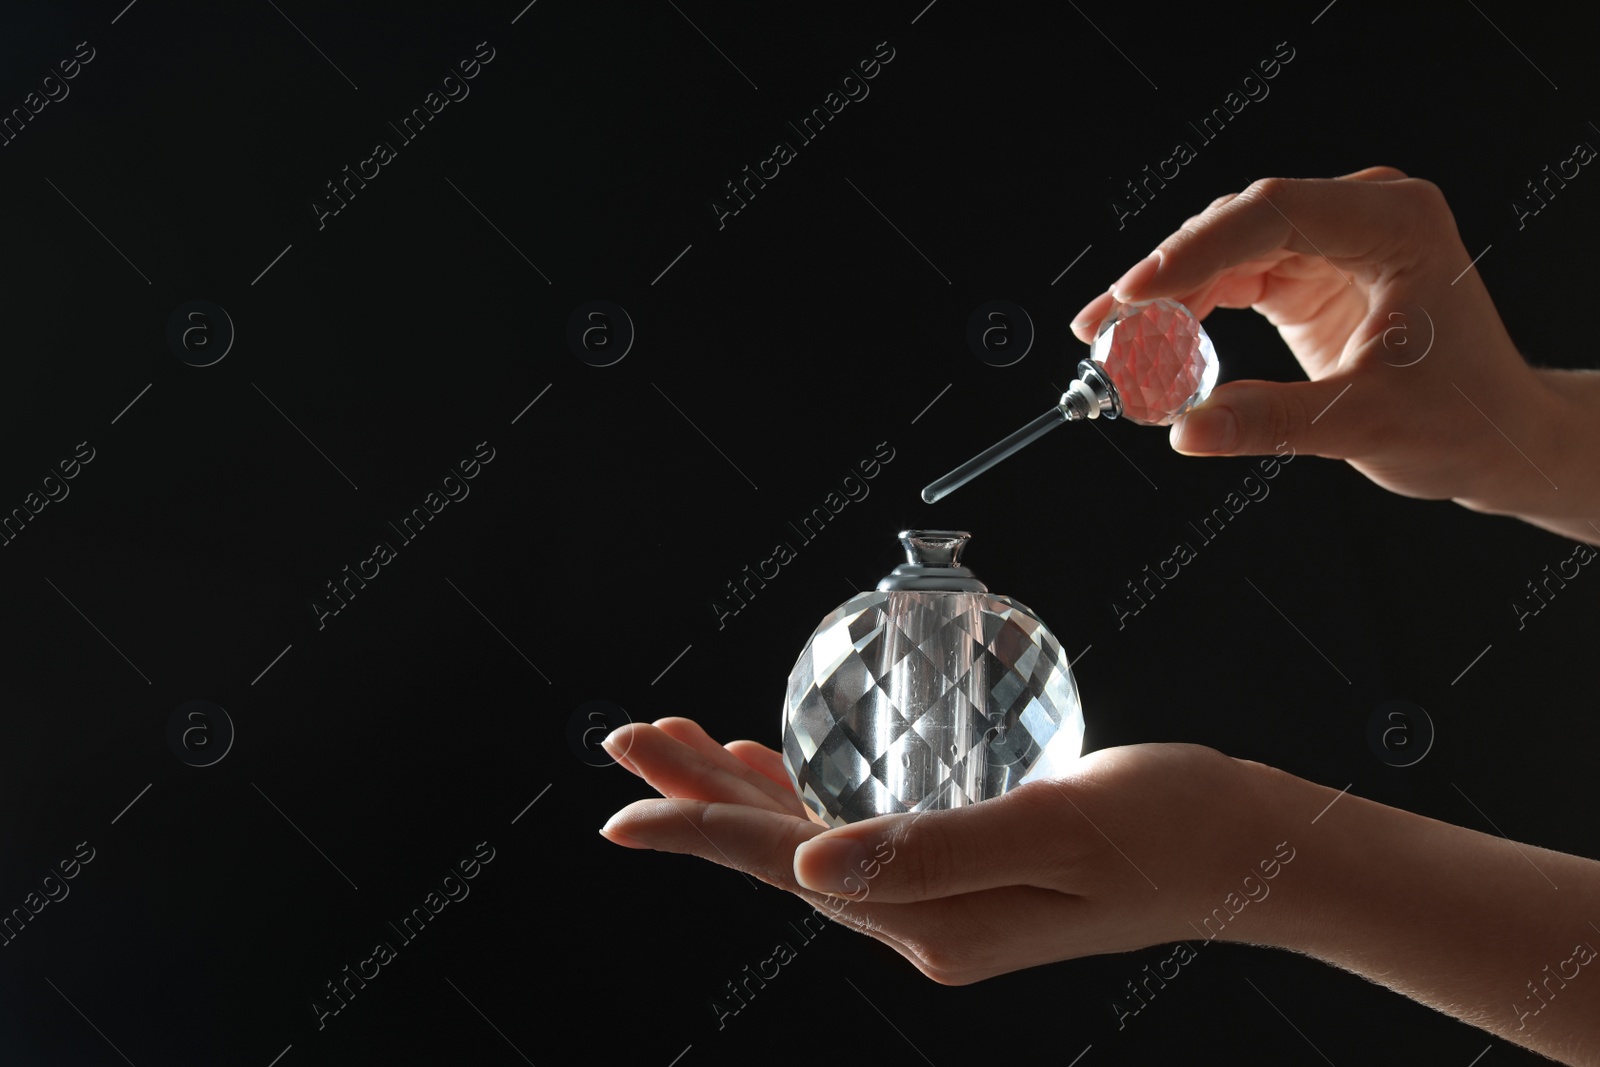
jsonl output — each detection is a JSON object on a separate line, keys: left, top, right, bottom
{"left": 1069, "top": 259, "right": 1282, "bottom": 344}
{"left": 599, "top": 796, "right": 893, "bottom": 929}
{"left": 600, "top": 795, "right": 906, "bottom": 938}
{"left": 1335, "top": 164, "right": 1407, "bottom": 182}
{"left": 599, "top": 796, "right": 912, "bottom": 944}
{"left": 602, "top": 797, "right": 826, "bottom": 885}
{"left": 1168, "top": 376, "right": 1391, "bottom": 460}
{"left": 603, "top": 723, "right": 793, "bottom": 814}
{"left": 600, "top": 796, "right": 1090, "bottom": 985}
{"left": 1161, "top": 261, "right": 1281, "bottom": 319}
{"left": 1069, "top": 171, "right": 1441, "bottom": 340}
{"left": 652, "top": 718, "right": 806, "bottom": 817}
{"left": 1069, "top": 291, "right": 1116, "bottom": 343}
{"left": 1114, "top": 176, "right": 1446, "bottom": 303}
{"left": 725, "top": 739, "right": 795, "bottom": 793}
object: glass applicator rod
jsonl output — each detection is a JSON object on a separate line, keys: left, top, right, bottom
{"left": 921, "top": 301, "right": 1221, "bottom": 504}
{"left": 919, "top": 367, "right": 1118, "bottom": 504}
{"left": 920, "top": 406, "right": 1067, "bottom": 504}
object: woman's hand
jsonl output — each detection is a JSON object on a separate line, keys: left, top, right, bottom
{"left": 601, "top": 717, "right": 1600, "bottom": 1063}
{"left": 599, "top": 717, "right": 1294, "bottom": 984}
{"left": 1071, "top": 167, "right": 1598, "bottom": 543}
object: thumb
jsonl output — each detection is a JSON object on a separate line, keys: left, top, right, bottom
{"left": 1168, "top": 377, "right": 1365, "bottom": 458}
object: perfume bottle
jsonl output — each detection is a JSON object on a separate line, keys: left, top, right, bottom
{"left": 923, "top": 297, "right": 1220, "bottom": 502}
{"left": 783, "top": 530, "right": 1084, "bottom": 827}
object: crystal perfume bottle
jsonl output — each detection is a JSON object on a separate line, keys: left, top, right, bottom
{"left": 783, "top": 530, "right": 1084, "bottom": 827}
{"left": 923, "top": 298, "right": 1220, "bottom": 502}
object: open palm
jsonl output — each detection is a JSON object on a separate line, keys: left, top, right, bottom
{"left": 601, "top": 717, "right": 1285, "bottom": 985}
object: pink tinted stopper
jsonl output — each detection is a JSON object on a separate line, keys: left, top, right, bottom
{"left": 1089, "top": 298, "right": 1220, "bottom": 425}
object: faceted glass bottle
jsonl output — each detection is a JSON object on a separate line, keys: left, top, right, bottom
{"left": 783, "top": 530, "right": 1084, "bottom": 827}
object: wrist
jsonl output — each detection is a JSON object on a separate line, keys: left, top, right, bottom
{"left": 1199, "top": 758, "right": 1326, "bottom": 952}
{"left": 1221, "top": 769, "right": 1600, "bottom": 1058}
{"left": 1219, "top": 768, "right": 1472, "bottom": 965}
{"left": 1454, "top": 367, "right": 1592, "bottom": 538}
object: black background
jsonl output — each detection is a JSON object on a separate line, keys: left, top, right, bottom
{"left": 1, "top": 1, "right": 1596, "bottom": 1064}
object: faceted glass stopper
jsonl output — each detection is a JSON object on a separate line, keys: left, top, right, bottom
{"left": 782, "top": 589, "right": 1084, "bottom": 827}
{"left": 1089, "top": 298, "right": 1220, "bottom": 425}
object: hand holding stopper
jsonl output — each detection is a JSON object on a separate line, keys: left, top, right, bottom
{"left": 922, "top": 298, "right": 1220, "bottom": 503}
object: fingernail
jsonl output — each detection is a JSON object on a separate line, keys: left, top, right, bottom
{"left": 794, "top": 836, "right": 871, "bottom": 894}
{"left": 601, "top": 733, "right": 639, "bottom": 774}
{"left": 598, "top": 827, "right": 649, "bottom": 849}
{"left": 1111, "top": 251, "right": 1162, "bottom": 302}
{"left": 1170, "top": 405, "right": 1237, "bottom": 454}
{"left": 600, "top": 813, "right": 649, "bottom": 849}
